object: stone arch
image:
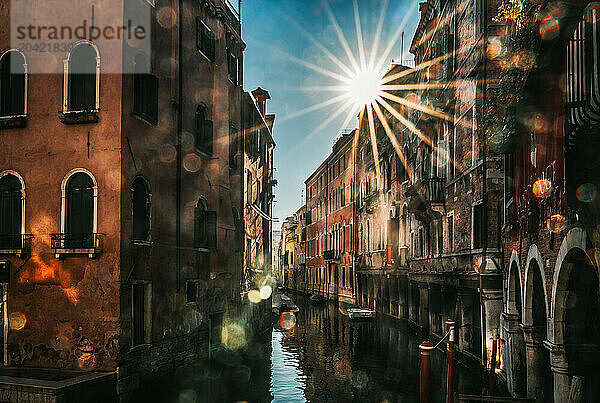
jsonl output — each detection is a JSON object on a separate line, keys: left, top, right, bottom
{"left": 550, "top": 227, "right": 588, "bottom": 325}
{"left": 522, "top": 243, "right": 553, "bottom": 399}
{"left": 550, "top": 227, "right": 600, "bottom": 400}
{"left": 523, "top": 244, "right": 548, "bottom": 326}
{"left": 507, "top": 251, "right": 522, "bottom": 317}
{"left": 505, "top": 251, "right": 527, "bottom": 397}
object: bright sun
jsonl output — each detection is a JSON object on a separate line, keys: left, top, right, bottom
{"left": 346, "top": 68, "right": 383, "bottom": 109}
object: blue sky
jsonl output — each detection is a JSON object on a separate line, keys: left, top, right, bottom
{"left": 242, "top": 0, "right": 419, "bottom": 225}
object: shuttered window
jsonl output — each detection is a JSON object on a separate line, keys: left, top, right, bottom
{"left": 133, "top": 54, "right": 158, "bottom": 125}
{"left": 194, "top": 207, "right": 217, "bottom": 250}
{"left": 0, "top": 51, "right": 25, "bottom": 117}
{"left": 186, "top": 281, "right": 198, "bottom": 303}
{"left": 0, "top": 175, "right": 21, "bottom": 249}
{"left": 196, "top": 18, "right": 215, "bottom": 62}
{"left": 473, "top": 203, "right": 485, "bottom": 249}
{"left": 68, "top": 44, "right": 96, "bottom": 111}
{"left": 195, "top": 105, "right": 213, "bottom": 154}
{"left": 65, "top": 173, "right": 94, "bottom": 248}
{"left": 132, "top": 178, "right": 150, "bottom": 241}
{"left": 133, "top": 283, "right": 147, "bottom": 345}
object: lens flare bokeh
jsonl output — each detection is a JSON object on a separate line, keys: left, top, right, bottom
{"left": 9, "top": 312, "right": 27, "bottom": 331}
{"left": 279, "top": 312, "right": 296, "bottom": 330}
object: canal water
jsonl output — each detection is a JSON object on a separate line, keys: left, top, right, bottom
{"left": 135, "top": 294, "right": 488, "bottom": 402}
{"left": 269, "top": 294, "right": 487, "bottom": 402}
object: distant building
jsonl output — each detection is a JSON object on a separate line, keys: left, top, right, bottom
{"left": 305, "top": 130, "right": 356, "bottom": 301}
{"left": 272, "top": 229, "right": 282, "bottom": 281}
{"left": 241, "top": 88, "right": 276, "bottom": 295}
{"left": 279, "top": 215, "right": 297, "bottom": 288}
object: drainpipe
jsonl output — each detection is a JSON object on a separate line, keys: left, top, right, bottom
{"left": 176, "top": 0, "right": 183, "bottom": 292}
{"left": 480, "top": 0, "right": 490, "bottom": 367}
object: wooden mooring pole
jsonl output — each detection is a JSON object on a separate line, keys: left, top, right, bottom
{"left": 446, "top": 319, "right": 456, "bottom": 403}
{"left": 420, "top": 340, "right": 434, "bottom": 403}
{"left": 489, "top": 330, "right": 498, "bottom": 396}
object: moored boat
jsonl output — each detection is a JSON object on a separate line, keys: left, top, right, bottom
{"left": 272, "top": 294, "right": 299, "bottom": 315}
{"left": 309, "top": 294, "right": 327, "bottom": 304}
{"left": 347, "top": 307, "right": 376, "bottom": 321}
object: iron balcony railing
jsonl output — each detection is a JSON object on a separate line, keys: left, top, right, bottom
{"left": 323, "top": 249, "right": 340, "bottom": 261}
{"left": 50, "top": 233, "right": 104, "bottom": 250}
{"left": 419, "top": 177, "right": 445, "bottom": 203}
{"left": 0, "top": 234, "right": 34, "bottom": 252}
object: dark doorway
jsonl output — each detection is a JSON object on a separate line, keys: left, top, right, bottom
{"left": 563, "top": 251, "right": 600, "bottom": 401}
{"left": 531, "top": 262, "right": 553, "bottom": 400}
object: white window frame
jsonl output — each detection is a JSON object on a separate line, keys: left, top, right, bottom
{"left": 0, "top": 170, "right": 26, "bottom": 247}
{"left": 447, "top": 211, "right": 455, "bottom": 252}
{"left": 63, "top": 40, "right": 100, "bottom": 113}
{"left": 0, "top": 49, "right": 28, "bottom": 117}
{"left": 60, "top": 168, "right": 99, "bottom": 250}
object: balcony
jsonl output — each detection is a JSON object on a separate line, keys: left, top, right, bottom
{"left": 418, "top": 177, "right": 445, "bottom": 203}
{"left": 50, "top": 233, "right": 104, "bottom": 258}
{"left": 0, "top": 234, "right": 34, "bottom": 256}
{"left": 323, "top": 249, "right": 340, "bottom": 261}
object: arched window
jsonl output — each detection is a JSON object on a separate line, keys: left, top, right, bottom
{"left": 132, "top": 177, "right": 151, "bottom": 242}
{"left": 387, "top": 155, "right": 393, "bottom": 189}
{"left": 133, "top": 52, "right": 158, "bottom": 124}
{"left": 65, "top": 172, "right": 95, "bottom": 247}
{"left": 194, "top": 198, "right": 217, "bottom": 250}
{"left": 66, "top": 43, "right": 99, "bottom": 112}
{"left": 359, "top": 223, "right": 364, "bottom": 253}
{"left": 366, "top": 220, "right": 371, "bottom": 252}
{"left": 195, "top": 104, "right": 213, "bottom": 154}
{"left": 0, "top": 174, "right": 23, "bottom": 249}
{"left": 0, "top": 50, "right": 26, "bottom": 117}
{"left": 246, "top": 170, "right": 253, "bottom": 204}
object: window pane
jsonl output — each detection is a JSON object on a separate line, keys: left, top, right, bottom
{"left": 0, "top": 52, "right": 25, "bottom": 116}
{"left": 0, "top": 175, "right": 22, "bottom": 249}
{"left": 68, "top": 44, "right": 96, "bottom": 111}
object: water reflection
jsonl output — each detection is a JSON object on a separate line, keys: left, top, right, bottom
{"left": 134, "top": 294, "right": 487, "bottom": 402}
{"left": 271, "top": 331, "right": 307, "bottom": 402}
{"left": 271, "top": 294, "right": 486, "bottom": 402}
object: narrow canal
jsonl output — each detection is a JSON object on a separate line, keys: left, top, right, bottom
{"left": 135, "top": 293, "right": 489, "bottom": 402}
{"left": 269, "top": 294, "right": 487, "bottom": 402}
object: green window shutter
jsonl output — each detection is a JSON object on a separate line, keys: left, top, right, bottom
{"left": 203, "top": 119, "right": 213, "bottom": 154}
{"left": 206, "top": 211, "right": 217, "bottom": 250}
{"left": 196, "top": 17, "right": 202, "bottom": 50}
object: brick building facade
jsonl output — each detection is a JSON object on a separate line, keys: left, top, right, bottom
{"left": 304, "top": 130, "right": 356, "bottom": 302}
{"left": 0, "top": 0, "right": 272, "bottom": 398}
{"left": 497, "top": 1, "right": 600, "bottom": 400}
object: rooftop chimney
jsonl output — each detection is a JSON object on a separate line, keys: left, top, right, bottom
{"left": 251, "top": 87, "right": 271, "bottom": 117}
